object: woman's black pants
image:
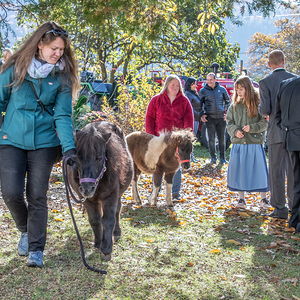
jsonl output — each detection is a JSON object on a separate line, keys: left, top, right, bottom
{"left": 0, "top": 145, "right": 59, "bottom": 252}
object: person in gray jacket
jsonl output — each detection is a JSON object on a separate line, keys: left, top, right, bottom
{"left": 259, "top": 50, "right": 295, "bottom": 219}
{"left": 199, "top": 73, "right": 230, "bottom": 164}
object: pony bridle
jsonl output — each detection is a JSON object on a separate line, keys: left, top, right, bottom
{"left": 78, "top": 155, "right": 107, "bottom": 186}
{"left": 175, "top": 147, "right": 190, "bottom": 163}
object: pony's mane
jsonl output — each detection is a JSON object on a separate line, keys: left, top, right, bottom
{"left": 76, "top": 126, "right": 105, "bottom": 159}
{"left": 170, "top": 129, "right": 194, "bottom": 141}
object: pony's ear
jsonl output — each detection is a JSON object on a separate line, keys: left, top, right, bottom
{"left": 176, "top": 135, "right": 183, "bottom": 144}
{"left": 103, "top": 132, "right": 111, "bottom": 143}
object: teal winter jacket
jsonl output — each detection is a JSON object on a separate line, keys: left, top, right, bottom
{"left": 0, "top": 65, "right": 75, "bottom": 152}
{"left": 226, "top": 101, "right": 268, "bottom": 145}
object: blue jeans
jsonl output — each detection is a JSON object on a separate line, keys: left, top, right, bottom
{"left": 0, "top": 145, "right": 59, "bottom": 252}
{"left": 193, "top": 121, "right": 199, "bottom": 136}
{"left": 206, "top": 116, "right": 226, "bottom": 160}
{"left": 172, "top": 167, "right": 182, "bottom": 195}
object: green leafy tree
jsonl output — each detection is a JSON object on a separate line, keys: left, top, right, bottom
{"left": 16, "top": 0, "right": 289, "bottom": 81}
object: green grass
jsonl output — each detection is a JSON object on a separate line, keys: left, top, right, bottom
{"left": 0, "top": 143, "right": 299, "bottom": 300}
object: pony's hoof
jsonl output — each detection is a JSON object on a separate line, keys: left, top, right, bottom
{"left": 114, "top": 235, "right": 121, "bottom": 242}
{"left": 100, "top": 252, "right": 111, "bottom": 261}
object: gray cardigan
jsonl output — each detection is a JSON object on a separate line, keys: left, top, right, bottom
{"left": 226, "top": 102, "right": 268, "bottom": 145}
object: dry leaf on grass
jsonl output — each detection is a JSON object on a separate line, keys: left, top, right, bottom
{"left": 209, "top": 249, "right": 221, "bottom": 254}
{"left": 239, "top": 212, "right": 250, "bottom": 218}
{"left": 226, "top": 239, "right": 242, "bottom": 246}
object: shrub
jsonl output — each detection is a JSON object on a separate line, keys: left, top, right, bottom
{"left": 73, "top": 73, "right": 161, "bottom": 135}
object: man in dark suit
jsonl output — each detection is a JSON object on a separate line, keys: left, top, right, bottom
{"left": 275, "top": 76, "right": 300, "bottom": 231}
{"left": 259, "top": 50, "right": 295, "bottom": 219}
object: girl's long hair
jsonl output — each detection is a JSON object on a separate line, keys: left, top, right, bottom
{"left": 160, "top": 74, "right": 183, "bottom": 95}
{"left": 232, "top": 75, "right": 259, "bottom": 118}
{"left": 1, "top": 21, "right": 79, "bottom": 99}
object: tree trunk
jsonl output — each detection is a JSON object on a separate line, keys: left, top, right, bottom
{"left": 98, "top": 50, "right": 107, "bottom": 82}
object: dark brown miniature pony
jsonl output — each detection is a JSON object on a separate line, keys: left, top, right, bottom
{"left": 67, "top": 122, "right": 133, "bottom": 261}
{"left": 126, "top": 130, "right": 195, "bottom": 207}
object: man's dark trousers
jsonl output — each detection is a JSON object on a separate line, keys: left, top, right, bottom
{"left": 206, "top": 115, "right": 226, "bottom": 160}
{"left": 289, "top": 151, "right": 300, "bottom": 232}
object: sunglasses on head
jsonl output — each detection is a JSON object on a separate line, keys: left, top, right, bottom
{"left": 45, "top": 29, "right": 68, "bottom": 37}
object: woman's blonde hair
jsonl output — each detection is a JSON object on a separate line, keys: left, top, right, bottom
{"left": 233, "top": 75, "right": 259, "bottom": 118}
{"left": 1, "top": 21, "right": 80, "bottom": 99}
{"left": 160, "top": 74, "right": 184, "bottom": 95}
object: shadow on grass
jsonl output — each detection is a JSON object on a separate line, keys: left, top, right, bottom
{"left": 217, "top": 207, "right": 300, "bottom": 299}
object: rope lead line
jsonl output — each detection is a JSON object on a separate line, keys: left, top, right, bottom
{"left": 62, "top": 156, "right": 108, "bottom": 275}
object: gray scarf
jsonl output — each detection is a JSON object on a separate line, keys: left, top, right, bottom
{"left": 27, "top": 57, "right": 65, "bottom": 79}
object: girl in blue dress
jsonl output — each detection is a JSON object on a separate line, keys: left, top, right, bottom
{"left": 226, "top": 76, "right": 270, "bottom": 209}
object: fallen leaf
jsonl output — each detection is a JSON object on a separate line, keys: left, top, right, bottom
{"left": 280, "top": 296, "right": 293, "bottom": 300}
{"left": 209, "top": 249, "right": 221, "bottom": 254}
{"left": 124, "top": 218, "right": 134, "bottom": 221}
{"left": 55, "top": 218, "right": 63, "bottom": 222}
{"left": 240, "top": 247, "right": 246, "bottom": 251}
{"left": 226, "top": 239, "right": 242, "bottom": 246}
{"left": 239, "top": 212, "right": 250, "bottom": 218}
{"left": 166, "top": 208, "right": 172, "bottom": 215}
{"left": 271, "top": 277, "right": 279, "bottom": 283}
{"left": 291, "top": 236, "right": 300, "bottom": 241}
{"left": 146, "top": 239, "right": 154, "bottom": 243}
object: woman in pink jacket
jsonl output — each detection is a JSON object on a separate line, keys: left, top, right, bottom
{"left": 145, "top": 74, "right": 194, "bottom": 200}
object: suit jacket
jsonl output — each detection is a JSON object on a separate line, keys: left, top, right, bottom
{"left": 275, "top": 76, "right": 300, "bottom": 151}
{"left": 259, "top": 69, "right": 296, "bottom": 145}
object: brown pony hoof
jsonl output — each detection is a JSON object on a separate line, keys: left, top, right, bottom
{"left": 100, "top": 252, "right": 111, "bottom": 261}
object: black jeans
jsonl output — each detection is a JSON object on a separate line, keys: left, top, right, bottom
{"left": 0, "top": 145, "right": 59, "bottom": 251}
{"left": 206, "top": 116, "right": 226, "bottom": 160}
{"left": 289, "top": 151, "right": 300, "bottom": 232}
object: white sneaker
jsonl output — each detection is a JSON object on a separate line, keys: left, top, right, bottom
{"left": 236, "top": 199, "right": 246, "bottom": 208}
{"left": 260, "top": 198, "right": 271, "bottom": 210}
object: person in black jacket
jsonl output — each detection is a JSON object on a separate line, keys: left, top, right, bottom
{"left": 184, "top": 77, "right": 201, "bottom": 162}
{"left": 199, "top": 73, "right": 230, "bottom": 164}
{"left": 275, "top": 76, "right": 300, "bottom": 232}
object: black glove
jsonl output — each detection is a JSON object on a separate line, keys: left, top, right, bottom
{"left": 63, "top": 148, "right": 77, "bottom": 169}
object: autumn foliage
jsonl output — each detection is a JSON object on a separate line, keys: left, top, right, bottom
{"left": 101, "top": 74, "right": 161, "bottom": 135}
{"left": 247, "top": 7, "right": 300, "bottom": 80}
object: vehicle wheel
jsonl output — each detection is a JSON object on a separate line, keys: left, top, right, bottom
{"left": 79, "top": 89, "right": 91, "bottom": 105}
{"left": 200, "top": 122, "right": 231, "bottom": 150}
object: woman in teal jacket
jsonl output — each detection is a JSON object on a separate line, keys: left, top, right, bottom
{"left": 0, "top": 21, "right": 79, "bottom": 267}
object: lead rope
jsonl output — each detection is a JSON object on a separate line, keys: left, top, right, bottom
{"left": 62, "top": 156, "right": 107, "bottom": 274}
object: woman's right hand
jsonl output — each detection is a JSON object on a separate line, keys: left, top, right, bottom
{"left": 236, "top": 130, "right": 244, "bottom": 138}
